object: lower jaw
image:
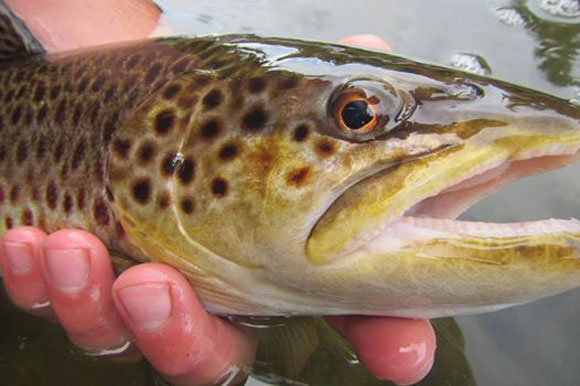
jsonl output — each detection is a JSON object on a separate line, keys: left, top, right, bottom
{"left": 373, "top": 150, "right": 580, "bottom": 245}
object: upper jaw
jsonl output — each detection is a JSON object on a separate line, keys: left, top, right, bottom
{"left": 307, "top": 115, "right": 580, "bottom": 263}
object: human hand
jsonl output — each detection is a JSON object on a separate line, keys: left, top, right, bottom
{"left": 1, "top": 226, "right": 435, "bottom": 385}
{"left": 1, "top": 2, "right": 436, "bottom": 384}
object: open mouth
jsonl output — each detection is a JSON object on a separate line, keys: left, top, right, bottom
{"left": 368, "top": 146, "right": 580, "bottom": 249}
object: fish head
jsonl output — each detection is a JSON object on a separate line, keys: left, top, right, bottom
{"left": 110, "top": 37, "right": 580, "bottom": 316}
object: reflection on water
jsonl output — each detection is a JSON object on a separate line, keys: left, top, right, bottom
{"left": 513, "top": 1, "right": 580, "bottom": 88}
{"left": 1, "top": 0, "right": 579, "bottom": 385}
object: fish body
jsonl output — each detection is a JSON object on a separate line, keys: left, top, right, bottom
{"left": 0, "top": 35, "right": 579, "bottom": 317}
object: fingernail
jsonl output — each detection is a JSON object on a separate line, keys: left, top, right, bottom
{"left": 117, "top": 283, "right": 172, "bottom": 332}
{"left": 4, "top": 242, "right": 33, "bottom": 275}
{"left": 45, "top": 248, "right": 90, "bottom": 294}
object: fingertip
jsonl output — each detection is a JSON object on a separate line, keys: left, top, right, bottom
{"left": 339, "top": 34, "right": 392, "bottom": 52}
{"left": 0, "top": 227, "right": 50, "bottom": 312}
{"left": 113, "top": 263, "right": 256, "bottom": 384}
{"left": 330, "top": 316, "right": 436, "bottom": 385}
{"left": 40, "top": 229, "right": 127, "bottom": 351}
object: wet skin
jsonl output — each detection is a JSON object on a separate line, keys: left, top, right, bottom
{"left": 0, "top": 2, "right": 436, "bottom": 385}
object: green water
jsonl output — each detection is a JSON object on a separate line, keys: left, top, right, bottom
{"left": 1, "top": 0, "right": 579, "bottom": 385}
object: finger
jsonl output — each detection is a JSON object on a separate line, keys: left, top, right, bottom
{"left": 39, "top": 230, "right": 128, "bottom": 352}
{"left": 0, "top": 227, "right": 50, "bottom": 313}
{"left": 113, "top": 263, "right": 258, "bottom": 385}
{"left": 6, "top": 0, "right": 160, "bottom": 52}
{"left": 339, "top": 34, "right": 392, "bottom": 52}
{"left": 327, "top": 316, "right": 436, "bottom": 385}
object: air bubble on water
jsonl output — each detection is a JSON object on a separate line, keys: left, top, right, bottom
{"left": 493, "top": 7, "right": 525, "bottom": 26}
{"left": 539, "top": 0, "right": 580, "bottom": 18}
{"left": 450, "top": 53, "right": 492, "bottom": 76}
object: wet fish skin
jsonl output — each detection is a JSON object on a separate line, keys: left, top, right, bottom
{"left": 0, "top": 35, "right": 579, "bottom": 317}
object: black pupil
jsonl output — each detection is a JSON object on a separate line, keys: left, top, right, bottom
{"left": 341, "top": 100, "right": 374, "bottom": 130}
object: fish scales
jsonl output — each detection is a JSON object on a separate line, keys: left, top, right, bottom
{"left": 0, "top": 37, "right": 273, "bottom": 252}
{"left": 0, "top": 35, "right": 579, "bottom": 317}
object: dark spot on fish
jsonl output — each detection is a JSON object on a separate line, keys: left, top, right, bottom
{"left": 242, "top": 106, "right": 268, "bottom": 131}
{"left": 11, "top": 105, "right": 21, "bottom": 125}
{"left": 50, "top": 85, "right": 61, "bottom": 100}
{"left": 53, "top": 139, "right": 65, "bottom": 164}
{"left": 287, "top": 166, "right": 311, "bottom": 186}
{"left": 0, "top": 186, "right": 4, "bottom": 203}
{"left": 172, "top": 57, "right": 191, "bottom": 74}
{"left": 279, "top": 76, "right": 299, "bottom": 90}
{"left": 16, "top": 85, "right": 28, "bottom": 99}
{"left": 5, "top": 217, "right": 13, "bottom": 229}
{"left": 104, "top": 84, "right": 117, "bottom": 103}
{"left": 22, "top": 106, "right": 33, "bottom": 127}
{"left": 77, "top": 189, "right": 86, "bottom": 210}
{"left": 59, "top": 164, "right": 68, "bottom": 181}
{"left": 207, "top": 59, "right": 226, "bottom": 70}
{"left": 161, "top": 152, "right": 180, "bottom": 177}
{"left": 132, "top": 178, "right": 151, "bottom": 204}
{"left": 63, "top": 193, "right": 73, "bottom": 214}
{"left": 248, "top": 77, "right": 267, "bottom": 93}
{"left": 158, "top": 191, "right": 171, "bottom": 209}
{"left": 4, "top": 89, "right": 14, "bottom": 103}
{"left": 71, "top": 140, "right": 86, "bottom": 170}
{"left": 0, "top": 145, "right": 5, "bottom": 163}
{"left": 123, "top": 74, "right": 138, "bottom": 92}
{"left": 94, "top": 154, "right": 104, "bottom": 181}
{"left": 46, "top": 182, "right": 58, "bottom": 209}
{"left": 211, "top": 178, "right": 228, "bottom": 197}
{"left": 180, "top": 197, "right": 194, "bottom": 214}
{"left": 77, "top": 76, "right": 90, "bottom": 93}
{"left": 33, "top": 82, "right": 46, "bottom": 102}
{"left": 102, "top": 113, "right": 118, "bottom": 144}
{"left": 115, "top": 221, "right": 126, "bottom": 238}
{"left": 293, "top": 124, "right": 309, "bottom": 142}
{"left": 88, "top": 100, "right": 100, "bottom": 125}
{"left": 37, "top": 105, "right": 48, "bottom": 124}
{"left": 55, "top": 99, "right": 67, "bottom": 125}
{"left": 37, "top": 216, "right": 47, "bottom": 232}
{"left": 138, "top": 142, "right": 155, "bottom": 163}
{"left": 90, "top": 75, "right": 106, "bottom": 93}
{"left": 125, "top": 54, "right": 142, "bottom": 70}
{"left": 106, "top": 186, "right": 115, "bottom": 202}
{"left": 72, "top": 104, "right": 83, "bottom": 127}
{"left": 200, "top": 119, "right": 221, "bottom": 139}
{"left": 154, "top": 109, "right": 175, "bottom": 135}
{"left": 31, "top": 185, "right": 39, "bottom": 201}
{"left": 203, "top": 89, "right": 223, "bottom": 109}
{"left": 93, "top": 198, "right": 110, "bottom": 226}
{"left": 16, "top": 141, "right": 27, "bottom": 164}
{"left": 316, "top": 140, "right": 337, "bottom": 157}
{"left": 9, "top": 186, "right": 19, "bottom": 203}
{"left": 145, "top": 62, "right": 163, "bottom": 84}
{"left": 22, "top": 209, "right": 34, "bottom": 226}
{"left": 219, "top": 143, "right": 238, "bottom": 161}
{"left": 178, "top": 157, "right": 195, "bottom": 185}
{"left": 163, "top": 84, "right": 181, "bottom": 100}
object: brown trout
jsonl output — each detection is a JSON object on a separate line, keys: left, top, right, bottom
{"left": 0, "top": 33, "right": 579, "bottom": 317}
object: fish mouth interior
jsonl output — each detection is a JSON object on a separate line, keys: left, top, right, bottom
{"left": 385, "top": 147, "right": 580, "bottom": 239}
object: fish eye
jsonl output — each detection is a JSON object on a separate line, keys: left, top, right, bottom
{"left": 338, "top": 94, "right": 379, "bottom": 133}
{"left": 329, "top": 80, "right": 407, "bottom": 141}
